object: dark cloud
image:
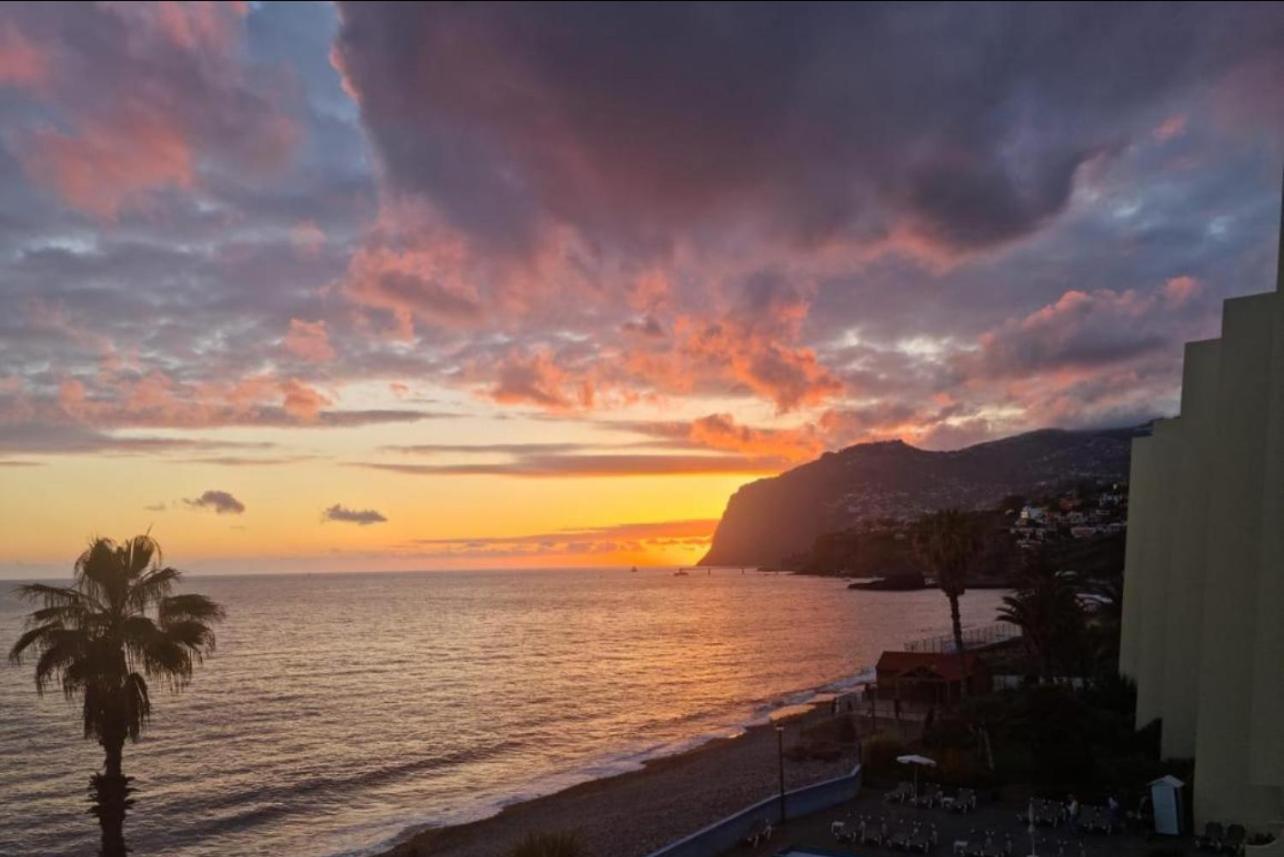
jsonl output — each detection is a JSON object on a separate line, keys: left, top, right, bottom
{"left": 182, "top": 456, "right": 317, "bottom": 467}
{"left": 385, "top": 442, "right": 595, "bottom": 456}
{"left": 0, "top": 1, "right": 1279, "bottom": 476}
{"left": 0, "top": 420, "right": 275, "bottom": 456}
{"left": 184, "top": 490, "right": 246, "bottom": 515}
{"left": 354, "top": 452, "right": 788, "bottom": 477}
{"left": 334, "top": 2, "right": 1284, "bottom": 257}
{"left": 322, "top": 503, "right": 387, "bottom": 525}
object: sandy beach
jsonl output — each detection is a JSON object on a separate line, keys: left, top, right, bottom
{"left": 379, "top": 707, "right": 861, "bottom": 857}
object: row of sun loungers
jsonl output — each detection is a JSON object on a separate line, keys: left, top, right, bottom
{"left": 955, "top": 828, "right": 1091, "bottom": 857}
{"left": 1195, "top": 821, "right": 1247, "bottom": 854}
{"left": 884, "top": 782, "right": 979, "bottom": 813}
{"left": 832, "top": 813, "right": 938, "bottom": 853}
{"left": 951, "top": 831, "right": 1016, "bottom": 857}
{"left": 1076, "top": 804, "right": 1116, "bottom": 833}
{"left": 1019, "top": 800, "right": 1120, "bottom": 833}
{"left": 1023, "top": 797, "right": 1067, "bottom": 827}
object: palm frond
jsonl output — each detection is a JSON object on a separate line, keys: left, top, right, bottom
{"left": 161, "top": 620, "right": 217, "bottom": 657}
{"left": 13, "top": 582, "right": 102, "bottom": 614}
{"left": 124, "top": 535, "right": 161, "bottom": 580}
{"left": 121, "top": 615, "right": 199, "bottom": 689}
{"left": 159, "top": 594, "right": 225, "bottom": 627}
{"left": 32, "top": 628, "right": 93, "bottom": 697}
{"left": 127, "top": 566, "right": 181, "bottom": 613}
{"left": 123, "top": 672, "right": 152, "bottom": 741}
{"left": 75, "top": 538, "right": 124, "bottom": 609}
{"left": 8, "top": 622, "right": 64, "bottom": 665}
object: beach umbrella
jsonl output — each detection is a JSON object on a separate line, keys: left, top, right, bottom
{"left": 896, "top": 754, "right": 936, "bottom": 796}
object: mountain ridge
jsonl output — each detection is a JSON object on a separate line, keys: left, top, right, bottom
{"left": 698, "top": 427, "right": 1140, "bottom": 567}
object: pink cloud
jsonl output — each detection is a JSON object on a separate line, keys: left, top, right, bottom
{"left": 281, "top": 378, "right": 331, "bottom": 421}
{"left": 24, "top": 106, "right": 195, "bottom": 219}
{"left": 291, "top": 221, "right": 326, "bottom": 258}
{"left": 53, "top": 370, "right": 338, "bottom": 429}
{"left": 1162, "top": 275, "right": 1201, "bottom": 306}
{"left": 146, "top": 1, "right": 249, "bottom": 52}
{"left": 283, "top": 319, "right": 336, "bottom": 362}
{"left": 8, "top": 2, "right": 297, "bottom": 218}
{"left": 622, "top": 412, "right": 823, "bottom": 462}
{"left": 489, "top": 349, "right": 590, "bottom": 411}
{"left": 1153, "top": 114, "right": 1188, "bottom": 141}
{"left": 0, "top": 21, "right": 49, "bottom": 89}
{"left": 976, "top": 288, "right": 1172, "bottom": 378}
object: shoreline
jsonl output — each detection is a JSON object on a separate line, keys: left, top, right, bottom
{"left": 375, "top": 703, "right": 861, "bottom": 857}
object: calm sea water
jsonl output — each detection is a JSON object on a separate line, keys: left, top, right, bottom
{"left": 0, "top": 569, "right": 1007, "bottom": 856}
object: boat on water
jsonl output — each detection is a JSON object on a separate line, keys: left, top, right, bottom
{"left": 630, "top": 566, "right": 638, "bottom": 573}
{"left": 673, "top": 568, "right": 690, "bottom": 577}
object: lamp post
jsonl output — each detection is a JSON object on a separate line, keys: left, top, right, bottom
{"left": 775, "top": 723, "right": 786, "bottom": 824}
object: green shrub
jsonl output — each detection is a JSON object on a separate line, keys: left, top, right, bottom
{"left": 507, "top": 831, "right": 585, "bottom": 857}
{"left": 862, "top": 734, "right": 907, "bottom": 781}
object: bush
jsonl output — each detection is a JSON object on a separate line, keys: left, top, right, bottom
{"left": 933, "top": 747, "right": 995, "bottom": 788}
{"left": 507, "top": 832, "right": 585, "bottom": 857}
{"left": 862, "top": 734, "right": 907, "bottom": 781}
{"left": 923, "top": 714, "right": 974, "bottom": 752}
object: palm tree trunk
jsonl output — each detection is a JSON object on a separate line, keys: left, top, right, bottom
{"left": 949, "top": 593, "right": 969, "bottom": 700}
{"left": 92, "top": 736, "right": 129, "bottom": 857}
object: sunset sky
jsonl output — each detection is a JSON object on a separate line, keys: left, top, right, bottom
{"left": 0, "top": 2, "right": 1281, "bottom": 576}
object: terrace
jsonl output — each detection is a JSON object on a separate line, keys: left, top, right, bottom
{"left": 728, "top": 789, "right": 1198, "bottom": 857}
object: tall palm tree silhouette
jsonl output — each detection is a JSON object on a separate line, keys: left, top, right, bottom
{"left": 915, "top": 509, "right": 982, "bottom": 699}
{"left": 998, "top": 558, "right": 1085, "bottom": 682}
{"left": 8, "top": 535, "right": 225, "bottom": 857}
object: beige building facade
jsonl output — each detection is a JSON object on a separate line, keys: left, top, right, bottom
{"left": 1120, "top": 191, "right": 1284, "bottom": 845}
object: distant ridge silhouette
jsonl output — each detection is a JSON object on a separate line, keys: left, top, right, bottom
{"left": 699, "top": 427, "right": 1142, "bottom": 567}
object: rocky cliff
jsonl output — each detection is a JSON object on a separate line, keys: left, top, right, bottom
{"left": 699, "top": 428, "right": 1137, "bottom": 567}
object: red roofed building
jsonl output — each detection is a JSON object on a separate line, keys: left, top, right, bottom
{"left": 875, "top": 650, "right": 992, "bottom": 705}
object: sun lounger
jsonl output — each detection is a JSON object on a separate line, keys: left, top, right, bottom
{"left": 950, "top": 787, "right": 977, "bottom": 813}
{"left": 886, "top": 781, "right": 915, "bottom": 803}
{"left": 915, "top": 783, "right": 944, "bottom": 808}
{"left": 1025, "top": 798, "right": 1063, "bottom": 827}
{"left": 907, "top": 825, "right": 937, "bottom": 853}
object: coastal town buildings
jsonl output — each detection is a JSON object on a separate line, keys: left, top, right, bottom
{"left": 1120, "top": 184, "right": 1284, "bottom": 841}
{"left": 1008, "top": 487, "right": 1127, "bottom": 549}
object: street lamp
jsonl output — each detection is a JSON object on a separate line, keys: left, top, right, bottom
{"left": 775, "top": 723, "right": 786, "bottom": 824}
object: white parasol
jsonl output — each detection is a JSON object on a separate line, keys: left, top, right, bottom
{"left": 896, "top": 754, "right": 937, "bottom": 796}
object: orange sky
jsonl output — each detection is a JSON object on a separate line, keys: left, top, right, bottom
{"left": 2, "top": 3, "right": 1281, "bottom": 576}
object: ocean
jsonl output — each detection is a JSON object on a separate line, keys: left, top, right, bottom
{"left": 0, "top": 568, "right": 1008, "bottom": 856}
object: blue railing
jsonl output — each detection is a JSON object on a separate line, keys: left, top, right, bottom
{"left": 642, "top": 763, "right": 863, "bottom": 857}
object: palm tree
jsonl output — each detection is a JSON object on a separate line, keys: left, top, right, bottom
{"left": 8, "top": 535, "right": 225, "bottom": 857}
{"left": 914, "top": 510, "right": 982, "bottom": 699}
{"left": 996, "top": 559, "right": 1084, "bottom": 682}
